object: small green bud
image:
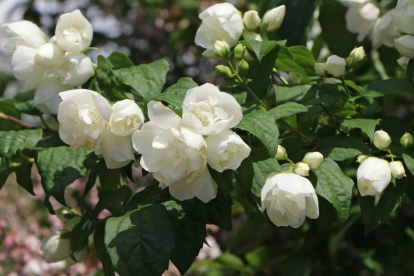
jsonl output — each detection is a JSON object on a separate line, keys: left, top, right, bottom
{"left": 214, "top": 40, "right": 230, "bottom": 60}
{"left": 234, "top": 44, "right": 245, "bottom": 60}
{"left": 347, "top": 46, "right": 365, "bottom": 68}
{"left": 400, "top": 132, "right": 414, "bottom": 149}
{"left": 237, "top": 59, "right": 249, "bottom": 78}
{"left": 275, "top": 145, "right": 287, "bottom": 160}
{"left": 243, "top": 48, "right": 256, "bottom": 63}
{"left": 215, "top": 65, "right": 233, "bottom": 78}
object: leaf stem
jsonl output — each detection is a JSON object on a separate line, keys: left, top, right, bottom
{"left": 0, "top": 112, "right": 37, "bottom": 129}
{"left": 272, "top": 68, "right": 289, "bottom": 85}
{"left": 39, "top": 115, "right": 52, "bottom": 130}
{"left": 386, "top": 149, "right": 396, "bottom": 161}
{"left": 340, "top": 76, "right": 351, "bottom": 97}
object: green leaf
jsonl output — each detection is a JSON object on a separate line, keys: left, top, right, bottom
{"left": 233, "top": 157, "right": 254, "bottom": 198}
{"left": 105, "top": 204, "right": 175, "bottom": 276}
{"left": 313, "top": 158, "right": 354, "bottom": 224}
{"left": 242, "top": 40, "right": 279, "bottom": 62}
{"left": 340, "top": 118, "right": 381, "bottom": 141}
{"left": 235, "top": 109, "right": 279, "bottom": 157}
{"left": 35, "top": 146, "right": 96, "bottom": 205}
{"left": 122, "top": 183, "right": 171, "bottom": 215}
{"left": 14, "top": 100, "right": 42, "bottom": 116}
{"left": 163, "top": 200, "right": 206, "bottom": 275}
{"left": 209, "top": 168, "right": 234, "bottom": 197}
{"left": 301, "top": 84, "right": 347, "bottom": 106}
{"left": 93, "top": 185, "right": 133, "bottom": 218}
{"left": 0, "top": 98, "right": 22, "bottom": 131}
{"left": 107, "top": 51, "right": 134, "bottom": 69}
{"left": 274, "top": 84, "right": 307, "bottom": 105}
{"left": 403, "top": 153, "right": 414, "bottom": 177}
{"left": 361, "top": 78, "right": 414, "bottom": 98}
{"left": 0, "top": 129, "right": 42, "bottom": 172}
{"left": 315, "top": 135, "right": 370, "bottom": 161}
{"left": 153, "top": 77, "right": 198, "bottom": 107}
{"left": 94, "top": 226, "right": 115, "bottom": 276}
{"left": 114, "top": 59, "right": 170, "bottom": 101}
{"left": 359, "top": 179, "right": 407, "bottom": 235}
{"left": 206, "top": 188, "right": 233, "bottom": 231}
{"left": 70, "top": 217, "right": 92, "bottom": 254}
{"left": 93, "top": 56, "right": 126, "bottom": 101}
{"left": 268, "top": 102, "right": 308, "bottom": 120}
{"left": 14, "top": 163, "right": 35, "bottom": 195}
{"left": 233, "top": 92, "right": 247, "bottom": 105}
{"left": 275, "top": 46, "right": 316, "bottom": 77}
{"left": 35, "top": 135, "right": 66, "bottom": 149}
{"left": 97, "top": 165, "right": 129, "bottom": 195}
{"left": 252, "top": 158, "right": 281, "bottom": 197}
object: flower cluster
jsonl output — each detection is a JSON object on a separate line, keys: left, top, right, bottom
{"left": 3, "top": 10, "right": 95, "bottom": 114}
{"left": 58, "top": 90, "right": 144, "bottom": 169}
{"left": 392, "top": 0, "right": 414, "bottom": 69}
{"left": 195, "top": 3, "right": 286, "bottom": 59}
{"left": 132, "top": 84, "right": 250, "bottom": 203}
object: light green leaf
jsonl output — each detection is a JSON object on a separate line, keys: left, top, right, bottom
{"left": 313, "top": 158, "right": 354, "bottom": 224}
{"left": 274, "top": 84, "right": 306, "bottom": 105}
{"left": 242, "top": 40, "right": 280, "bottom": 62}
{"left": 114, "top": 59, "right": 170, "bottom": 101}
{"left": 235, "top": 109, "right": 279, "bottom": 157}
{"left": 315, "top": 135, "right": 370, "bottom": 161}
{"left": 36, "top": 146, "right": 96, "bottom": 205}
{"left": 105, "top": 204, "right": 175, "bottom": 276}
{"left": 275, "top": 46, "right": 316, "bottom": 77}
{"left": 268, "top": 102, "right": 308, "bottom": 120}
{"left": 340, "top": 118, "right": 381, "bottom": 141}
{"left": 233, "top": 92, "right": 247, "bottom": 105}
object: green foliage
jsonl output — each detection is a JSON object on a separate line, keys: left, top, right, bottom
{"left": 0, "top": 99, "right": 22, "bottom": 131}
{"left": 275, "top": 46, "right": 316, "bottom": 77}
{"left": 153, "top": 77, "right": 198, "bottom": 107}
{"left": 268, "top": 102, "right": 308, "bottom": 120}
{"left": 340, "top": 118, "right": 381, "bottom": 141}
{"left": 315, "top": 134, "right": 370, "bottom": 161}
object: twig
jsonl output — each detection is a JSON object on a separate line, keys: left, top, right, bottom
{"left": 0, "top": 112, "right": 38, "bottom": 129}
{"left": 273, "top": 68, "right": 289, "bottom": 85}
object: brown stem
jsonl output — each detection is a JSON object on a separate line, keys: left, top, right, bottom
{"left": 0, "top": 112, "right": 38, "bottom": 129}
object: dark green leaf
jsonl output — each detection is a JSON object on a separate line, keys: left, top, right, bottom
{"left": 107, "top": 51, "right": 134, "bottom": 69}
{"left": 242, "top": 40, "right": 279, "bottom": 62}
{"left": 14, "top": 100, "right": 42, "bottom": 116}
{"left": 209, "top": 168, "right": 234, "bottom": 197}
{"left": 97, "top": 166, "right": 128, "bottom": 195}
{"left": 268, "top": 102, "right": 308, "bottom": 120}
{"left": 275, "top": 46, "right": 316, "bottom": 77}
{"left": 93, "top": 185, "right": 132, "bottom": 218}
{"left": 70, "top": 218, "right": 92, "bottom": 254}
{"left": 340, "top": 118, "right": 381, "bottom": 141}
{"left": 301, "top": 84, "right": 347, "bottom": 106}
{"left": 94, "top": 226, "right": 115, "bottom": 276}
{"left": 361, "top": 78, "right": 414, "bottom": 98}
{"left": 274, "top": 84, "right": 306, "bottom": 105}
{"left": 233, "top": 92, "right": 247, "bottom": 105}
{"left": 105, "top": 204, "right": 175, "bottom": 276}
{"left": 206, "top": 188, "right": 232, "bottom": 231}
{"left": 315, "top": 135, "right": 370, "bottom": 161}
{"left": 233, "top": 157, "right": 254, "bottom": 198}
{"left": 15, "top": 163, "right": 35, "bottom": 195}
{"left": 0, "top": 98, "right": 21, "bottom": 131}
{"left": 252, "top": 158, "right": 281, "bottom": 197}
{"left": 153, "top": 77, "right": 198, "bottom": 107}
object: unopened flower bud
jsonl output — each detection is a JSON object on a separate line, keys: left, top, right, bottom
{"left": 73, "top": 246, "right": 89, "bottom": 262}
{"left": 295, "top": 162, "right": 310, "bottom": 177}
{"left": 347, "top": 46, "right": 365, "bottom": 67}
{"left": 214, "top": 40, "right": 231, "bottom": 60}
{"left": 262, "top": 5, "right": 286, "bottom": 32}
{"left": 243, "top": 30, "right": 263, "bottom": 41}
{"left": 234, "top": 44, "right": 245, "bottom": 60}
{"left": 357, "top": 155, "right": 368, "bottom": 164}
{"left": 389, "top": 161, "right": 406, "bottom": 179}
{"left": 400, "top": 132, "right": 414, "bottom": 149}
{"left": 55, "top": 207, "right": 77, "bottom": 223}
{"left": 41, "top": 230, "right": 71, "bottom": 263}
{"left": 314, "top": 63, "right": 327, "bottom": 77}
{"left": 397, "top": 57, "right": 410, "bottom": 71}
{"left": 34, "top": 43, "right": 64, "bottom": 68}
{"left": 275, "top": 145, "right": 287, "bottom": 160}
{"left": 243, "top": 11, "right": 261, "bottom": 31}
{"left": 326, "top": 55, "right": 346, "bottom": 77}
{"left": 395, "top": 35, "right": 414, "bottom": 59}
{"left": 237, "top": 59, "right": 249, "bottom": 78}
{"left": 215, "top": 65, "right": 233, "bottom": 78}
{"left": 303, "top": 152, "right": 324, "bottom": 169}
{"left": 244, "top": 48, "right": 256, "bottom": 63}
{"left": 373, "top": 130, "right": 391, "bottom": 150}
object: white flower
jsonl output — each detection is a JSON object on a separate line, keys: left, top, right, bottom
{"left": 55, "top": 53, "right": 94, "bottom": 86}
{"left": 326, "top": 55, "right": 347, "bottom": 77}
{"left": 242, "top": 30, "right": 263, "bottom": 41}
{"left": 357, "top": 157, "right": 391, "bottom": 196}
{"left": 55, "top": 9, "right": 93, "bottom": 53}
{"left": 392, "top": 0, "right": 414, "bottom": 35}
{"left": 195, "top": 3, "right": 243, "bottom": 57}
{"left": 373, "top": 130, "right": 391, "bottom": 150}
{"left": 395, "top": 35, "right": 414, "bottom": 58}
{"left": 262, "top": 5, "right": 286, "bottom": 32}
{"left": 303, "top": 152, "right": 324, "bottom": 169}
{"left": 397, "top": 57, "right": 410, "bottom": 71}
{"left": 34, "top": 43, "right": 65, "bottom": 68}
{"left": 58, "top": 89, "right": 112, "bottom": 150}
{"left": 33, "top": 75, "right": 73, "bottom": 115}
{"left": 182, "top": 83, "right": 243, "bottom": 135}
{"left": 295, "top": 162, "right": 310, "bottom": 177}
{"left": 2, "top": 20, "right": 46, "bottom": 51}
{"left": 95, "top": 129, "right": 135, "bottom": 169}
{"left": 261, "top": 173, "right": 319, "bottom": 228}
{"left": 109, "top": 100, "right": 145, "bottom": 136}
{"left": 41, "top": 230, "right": 71, "bottom": 263}
{"left": 132, "top": 101, "right": 217, "bottom": 203}
{"left": 205, "top": 129, "right": 251, "bottom": 173}
{"left": 74, "top": 246, "right": 89, "bottom": 262}
{"left": 344, "top": 1, "right": 380, "bottom": 42}
{"left": 243, "top": 11, "right": 261, "bottom": 31}
{"left": 372, "top": 10, "right": 396, "bottom": 49}
{"left": 389, "top": 161, "right": 406, "bottom": 179}
{"left": 314, "top": 63, "right": 327, "bottom": 76}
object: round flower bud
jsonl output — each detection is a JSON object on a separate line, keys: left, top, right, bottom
{"left": 243, "top": 48, "right": 256, "bottom": 63}
{"left": 261, "top": 173, "right": 319, "bottom": 228}
{"left": 55, "top": 207, "right": 77, "bottom": 223}
{"left": 34, "top": 43, "right": 64, "bottom": 69}
{"left": 397, "top": 57, "right": 410, "bottom": 71}
{"left": 314, "top": 63, "right": 327, "bottom": 77}
{"left": 295, "top": 162, "right": 310, "bottom": 177}
{"left": 326, "top": 55, "right": 346, "bottom": 77}
{"left": 395, "top": 35, "right": 414, "bottom": 59}
{"left": 303, "top": 152, "right": 324, "bottom": 169}
{"left": 373, "top": 130, "right": 391, "bottom": 150}
{"left": 242, "top": 30, "right": 263, "bottom": 41}
{"left": 357, "top": 157, "right": 391, "bottom": 196}
{"left": 243, "top": 10, "right": 261, "bottom": 31}
{"left": 347, "top": 46, "right": 365, "bottom": 67}
{"left": 215, "top": 65, "right": 233, "bottom": 78}
{"left": 357, "top": 155, "right": 368, "bottom": 164}
{"left": 275, "top": 145, "right": 287, "bottom": 160}
{"left": 262, "top": 5, "right": 286, "bottom": 32}
{"left": 73, "top": 246, "right": 89, "bottom": 262}
{"left": 41, "top": 230, "right": 71, "bottom": 263}
{"left": 237, "top": 59, "right": 249, "bottom": 78}
{"left": 400, "top": 132, "right": 414, "bottom": 149}
{"left": 389, "top": 161, "right": 406, "bottom": 179}
{"left": 213, "top": 40, "right": 231, "bottom": 60}
{"left": 234, "top": 44, "right": 245, "bottom": 60}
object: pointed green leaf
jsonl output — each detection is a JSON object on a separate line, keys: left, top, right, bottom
{"left": 268, "top": 102, "right": 308, "bottom": 120}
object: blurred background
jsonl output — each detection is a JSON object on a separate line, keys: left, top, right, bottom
{"left": 1, "top": 0, "right": 414, "bottom": 275}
